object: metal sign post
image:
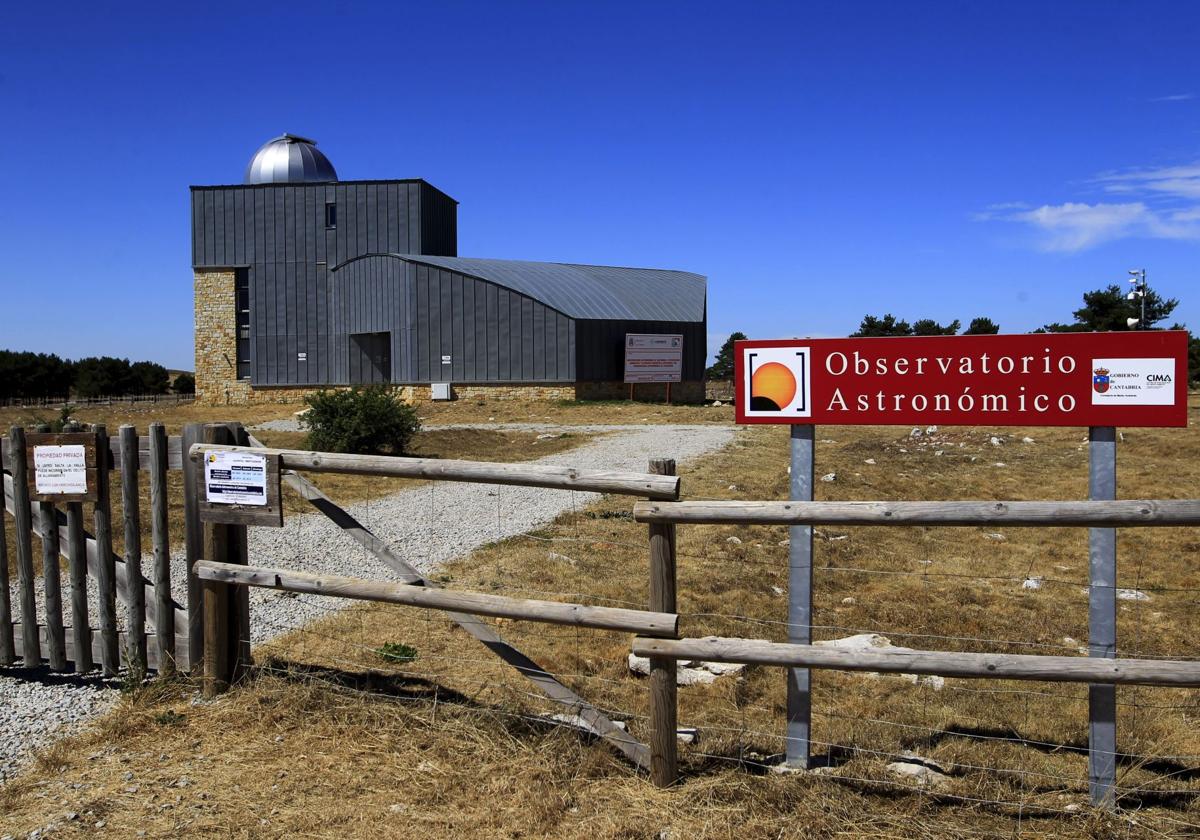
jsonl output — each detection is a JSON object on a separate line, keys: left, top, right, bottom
{"left": 1089, "top": 426, "right": 1118, "bottom": 806}
{"left": 786, "top": 425, "right": 815, "bottom": 768}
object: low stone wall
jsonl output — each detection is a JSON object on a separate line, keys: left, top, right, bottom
{"left": 193, "top": 379, "right": 706, "bottom": 406}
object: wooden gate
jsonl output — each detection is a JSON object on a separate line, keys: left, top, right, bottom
{"left": 1, "top": 423, "right": 194, "bottom": 675}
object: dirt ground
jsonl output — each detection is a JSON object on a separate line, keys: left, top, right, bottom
{"left": 1, "top": 396, "right": 1199, "bottom": 838}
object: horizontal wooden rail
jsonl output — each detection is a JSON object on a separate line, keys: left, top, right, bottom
{"left": 13, "top": 623, "right": 190, "bottom": 672}
{"left": 632, "top": 637, "right": 1200, "bottom": 687}
{"left": 195, "top": 561, "right": 679, "bottom": 637}
{"left": 632, "top": 499, "right": 1200, "bottom": 527}
{"left": 2, "top": 435, "right": 185, "bottom": 471}
{"left": 189, "top": 443, "right": 680, "bottom": 499}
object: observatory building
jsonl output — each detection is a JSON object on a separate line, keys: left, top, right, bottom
{"left": 191, "top": 134, "right": 707, "bottom": 404}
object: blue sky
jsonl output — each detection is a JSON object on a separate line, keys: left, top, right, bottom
{"left": 1, "top": 1, "right": 1197, "bottom": 370}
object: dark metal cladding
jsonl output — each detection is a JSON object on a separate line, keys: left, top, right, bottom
{"left": 194, "top": 139, "right": 707, "bottom": 390}
{"left": 244, "top": 134, "right": 338, "bottom": 184}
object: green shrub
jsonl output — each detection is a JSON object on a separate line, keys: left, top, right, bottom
{"left": 302, "top": 385, "right": 420, "bottom": 455}
{"left": 376, "top": 642, "right": 418, "bottom": 663}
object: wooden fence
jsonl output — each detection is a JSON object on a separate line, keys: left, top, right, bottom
{"left": 190, "top": 439, "right": 680, "bottom": 768}
{"left": 0, "top": 394, "right": 195, "bottom": 409}
{"left": 0, "top": 422, "right": 223, "bottom": 675}
{"left": 629, "top": 497, "right": 1200, "bottom": 803}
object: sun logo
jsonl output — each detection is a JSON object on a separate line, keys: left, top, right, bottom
{"left": 751, "top": 362, "right": 798, "bottom": 411}
{"left": 741, "top": 346, "right": 811, "bottom": 417}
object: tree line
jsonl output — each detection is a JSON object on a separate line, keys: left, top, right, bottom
{"left": 0, "top": 350, "right": 193, "bottom": 400}
{"left": 707, "top": 283, "right": 1199, "bottom": 383}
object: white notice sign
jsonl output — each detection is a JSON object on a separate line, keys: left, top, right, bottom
{"left": 624, "top": 334, "right": 683, "bottom": 383}
{"left": 204, "top": 451, "right": 269, "bottom": 506}
{"left": 33, "top": 445, "right": 88, "bottom": 495}
{"left": 1090, "top": 358, "right": 1176, "bottom": 406}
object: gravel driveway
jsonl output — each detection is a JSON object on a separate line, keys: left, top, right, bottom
{"left": 0, "top": 422, "right": 734, "bottom": 782}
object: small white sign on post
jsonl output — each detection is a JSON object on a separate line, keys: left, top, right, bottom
{"left": 33, "top": 445, "right": 88, "bottom": 495}
{"left": 624, "top": 334, "right": 683, "bottom": 383}
{"left": 204, "top": 451, "right": 269, "bottom": 506}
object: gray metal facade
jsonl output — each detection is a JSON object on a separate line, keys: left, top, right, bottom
{"left": 191, "top": 180, "right": 458, "bottom": 385}
{"left": 192, "top": 179, "right": 706, "bottom": 388}
{"left": 330, "top": 256, "right": 575, "bottom": 383}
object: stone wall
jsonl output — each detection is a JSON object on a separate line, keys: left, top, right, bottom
{"left": 194, "top": 269, "right": 242, "bottom": 405}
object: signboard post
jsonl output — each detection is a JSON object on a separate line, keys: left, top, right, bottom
{"left": 734, "top": 330, "right": 1189, "bottom": 791}
{"left": 624, "top": 334, "right": 683, "bottom": 403}
{"left": 196, "top": 449, "right": 283, "bottom": 527}
{"left": 25, "top": 432, "right": 99, "bottom": 503}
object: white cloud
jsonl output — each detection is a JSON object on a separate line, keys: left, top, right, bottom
{"left": 982, "top": 158, "right": 1200, "bottom": 250}
{"left": 1095, "top": 162, "right": 1200, "bottom": 200}
{"left": 1150, "top": 93, "right": 1194, "bottom": 102}
{"left": 1011, "top": 202, "right": 1150, "bottom": 251}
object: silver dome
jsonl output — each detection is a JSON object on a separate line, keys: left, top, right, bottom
{"left": 244, "top": 134, "right": 337, "bottom": 184}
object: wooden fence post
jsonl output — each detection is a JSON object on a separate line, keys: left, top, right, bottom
{"left": 148, "top": 422, "right": 174, "bottom": 675}
{"left": 93, "top": 425, "right": 119, "bottom": 675}
{"left": 118, "top": 425, "right": 147, "bottom": 673}
{"left": 9, "top": 427, "right": 41, "bottom": 666}
{"left": 200, "top": 423, "right": 251, "bottom": 696}
{"left": 182, "top": 423, "right": 205, "bottom": 672}
{"left": 648, "top": 458, "right": 678, "bottom": 788}
{"left": 0, "top": 438, "right": 14, "bottom": 666}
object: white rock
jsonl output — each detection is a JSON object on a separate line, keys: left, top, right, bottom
{"left": 628, "top": 649, "right": 748, "bottom": 686}
{"left": 984, "top": 533, "right": 1005, "bottom": 541}
{"left": 726, "top": 536, "right": 742, "bottom": 544}
{"left": 910, "top": 428, "right": 923, "bottom": 439}
{"left": 815, "top": 633, "right": 899, "bottom": 652}
{"left": 711, "top": 401, "right": 723, "bottom": 407}
{"left": 993, "top": 462, "right": 1007, "bottom": 468}
{"left": 778, "top": 539, "right": 790, "bottom": 547}
{"left": 925, "top": 425, "right": 938, "bottom": 435}
{"left": 771, "top": 586, "right": 785, "bottom": 596}
{"left": 886, "top": 760, "right": 949, "bottom": 787}
{"left": 990, "top": 436, "right": 1002, "bottom": 446}
{"left": 934, "top": 450, "right": 944, "bottom": 456}
{"left": 820, "top": 472, "right": 837, "bottom": 482}
{"left": 1022, "top": 436, "right": 1035, "bottom": 444}
{"left": 899, "top": 673, "right": 945, "bottom": 690}
{"left": 1022, "top": 577, "right": 1043, "bottom": 590}
{"left": 864, "top": 458, "right": 876, "bottom": 465}
{"left": 841, "top": 597, "right": 856, "bottom": 605}
{"left": 536, "top": 433, "right": 557, "bottom": 440}
{"left": 727, "top": 484, "right": 739, "bottom": 491}
{"left": 1117, "top": 589, "right": 1151, "bottom": 602}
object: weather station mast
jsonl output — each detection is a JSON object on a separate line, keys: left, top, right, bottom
{"left": 1127, "top": 268, "right": 1148, "bottom": 329}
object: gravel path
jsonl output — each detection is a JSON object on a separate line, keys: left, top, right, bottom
{"left": 0, "top": 422, "right": 733, "bottom": 783}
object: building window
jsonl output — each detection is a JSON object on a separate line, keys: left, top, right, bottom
{"left": 325, "top": 202, "right": 337, "bottom": 229}
{"left": 235, "top": 268, "right": 251, "bottom": 380}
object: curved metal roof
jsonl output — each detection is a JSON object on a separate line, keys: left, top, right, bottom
{"left": 244, "top": 134, "right": 337, "bottom": 184}
{"left": 386, "top": 255, "right": 706, "bottom": 322}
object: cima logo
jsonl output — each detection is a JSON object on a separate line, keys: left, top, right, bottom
{"left": 1092, "top": 367, "right": 1110, "bottom": 394}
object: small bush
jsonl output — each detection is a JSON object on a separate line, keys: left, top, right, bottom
{"left": 302, "top": 385, "right": 420, "bottom": 455}
{"left": 376, "top": 642, "right": 418, "bottom": 663}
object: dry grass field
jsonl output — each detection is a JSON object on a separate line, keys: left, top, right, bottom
{"left": 1, "top": 396, "right": 1198, "bottom": 838}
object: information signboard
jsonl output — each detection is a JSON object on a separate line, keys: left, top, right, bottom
{"left": 25, "top": 432, "right": 99, "bottom": 502}
{"left": 624, "top": 334, "right": 683, "bottom": 383}
{"left": 197, "top": 450, "right": 283, "bottom": 526}
{"left": 735, "top": 330, "right": 1189, "bottom": 428}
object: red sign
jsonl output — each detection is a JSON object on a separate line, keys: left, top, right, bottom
{"left": 735, "top": 331, "right": 1189, "bottom": 428}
